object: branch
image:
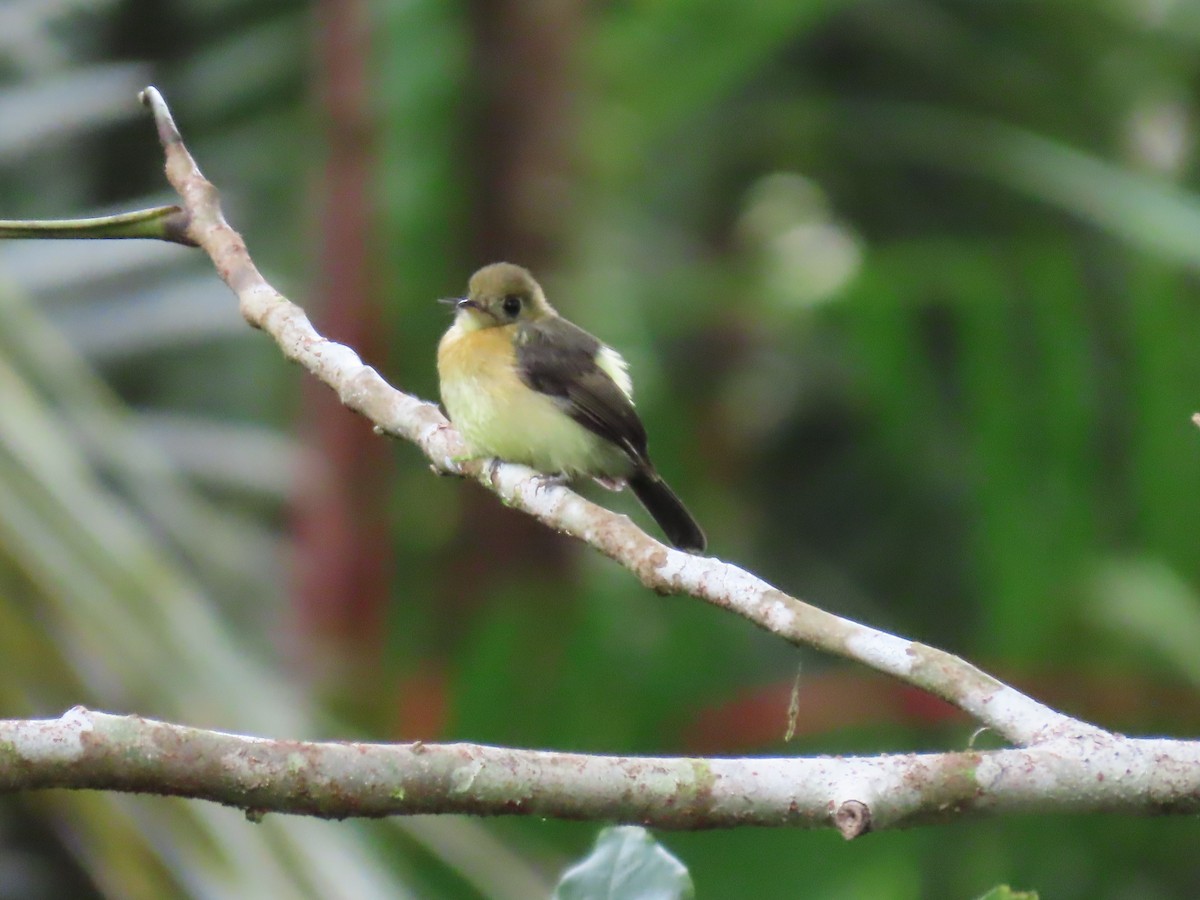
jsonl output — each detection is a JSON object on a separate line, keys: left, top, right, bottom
{"left": 3, "top": 708, "right": 1199, "bottom": 836}
{"left": 132, "top": 85, "right": 1101, "bottom": 749}
{"left": 0, "top": 205, "right": 193, "bottom": 243}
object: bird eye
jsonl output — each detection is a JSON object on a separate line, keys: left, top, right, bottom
{"left": 501, "top": 294, "right": 522, "bottom": 316}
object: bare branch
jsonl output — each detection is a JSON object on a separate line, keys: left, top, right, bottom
{"left": 2, "top": 708, "right": 1197, "bottom": 832}
{"left": 133, "top": 85, "right": 1102, "bottom": 749}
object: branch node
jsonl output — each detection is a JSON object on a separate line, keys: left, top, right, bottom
{"left": 161, "top": 207, "right": 197, "bottom": 247}
{"left": 834, "top": 800, "right": 871, "bottom": 840}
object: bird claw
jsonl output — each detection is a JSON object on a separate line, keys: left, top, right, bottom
{"left": 592, "top": 475, "right": 626, "bottom": 492}
{"left": 487, "top": 458, "right": 504, "bottom": 482}
{"left": 533, "top": 472, "right": 570, "bottom": 495}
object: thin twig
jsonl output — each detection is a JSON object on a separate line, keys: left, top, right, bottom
{"left": 0, "top": 205, "right": 193, "bottom": 244}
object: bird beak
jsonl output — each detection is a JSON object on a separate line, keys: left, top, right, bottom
{"left": 438, "top": 296, "right": 477, "bottom": 310}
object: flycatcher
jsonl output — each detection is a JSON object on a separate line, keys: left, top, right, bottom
{"left": 437, "top": 262, "right": 706, "bottom": 552}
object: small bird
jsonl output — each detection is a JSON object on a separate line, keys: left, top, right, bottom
{"left": 437, "top": 262, "right": 706, "bottom": 552}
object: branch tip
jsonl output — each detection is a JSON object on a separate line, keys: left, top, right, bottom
{"left": 139, "top": 85, "right": 183, "bottom": 147}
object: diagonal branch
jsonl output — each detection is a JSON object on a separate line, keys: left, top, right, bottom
{"left": 134, "top": 85, "right": 1102, "bottom": 749}
{"left": 3, "top": 708, "right": 1198, "bottom": 837}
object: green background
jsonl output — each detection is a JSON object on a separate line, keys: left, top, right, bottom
{"left": 1, "top": 0, "right": 1199, "bottom": 896}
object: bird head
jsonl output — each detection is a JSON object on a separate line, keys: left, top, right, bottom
{"left": 442, "top": 262, "right": 556, "bottom": 330}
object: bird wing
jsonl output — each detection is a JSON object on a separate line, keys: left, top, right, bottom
{"left": 515, "top": 318, "right": 649, "bottom": 463}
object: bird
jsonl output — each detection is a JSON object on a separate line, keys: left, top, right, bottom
{"left": 436, "top": 262, "right": 706, "bottom": 553}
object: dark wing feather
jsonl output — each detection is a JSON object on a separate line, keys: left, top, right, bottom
{"left": 515, "top": 318, "right": 648, "bottom": 463}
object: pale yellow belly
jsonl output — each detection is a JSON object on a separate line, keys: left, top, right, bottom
{"left": 437, "top": 324, "right": 630, "bottom": 478}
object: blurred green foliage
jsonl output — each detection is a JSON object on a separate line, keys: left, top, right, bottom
{"left": 2, "top": 0, "right": 1200, "bottom": 897}
{"left": 553, "top": 826, "right": 693, "bottom": 900}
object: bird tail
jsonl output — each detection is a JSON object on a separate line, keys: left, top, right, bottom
{"left": 629, "top": 468, "right": 706, "bottom": 552}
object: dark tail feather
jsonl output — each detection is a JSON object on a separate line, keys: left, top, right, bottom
{"left": 629, "top": 468, "right": 706, "bottom": 552}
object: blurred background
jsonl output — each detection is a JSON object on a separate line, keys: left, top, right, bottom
{"left": 1, "top": 0, "right": 1199, "bottom": 897}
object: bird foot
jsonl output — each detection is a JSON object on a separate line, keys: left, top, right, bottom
{"left": 592, "top": 475, "right": 626, "bottom": 492}
{"left": 532, "top": 472, "right": 571, "bottom": 494}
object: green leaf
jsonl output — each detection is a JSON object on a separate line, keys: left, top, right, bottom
{"left": 975, "top": 886, "right": 1039, "bottom": 900}
{"left": 554, "top": 827, "right": 694, "bottom": 900}
{"left": 1090, "top": 557, "right": 1200, "bottom": 687}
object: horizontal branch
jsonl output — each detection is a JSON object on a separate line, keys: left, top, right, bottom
{"left": 2, "top": 709, "right": 1197, "bottom": 836}
{"left": 131, "top": 85, "right": 1103, "bottom": 749}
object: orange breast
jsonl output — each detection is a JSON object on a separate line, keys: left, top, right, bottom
{"left": 437, "top": 323, "right": 520, "bottom": 387}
